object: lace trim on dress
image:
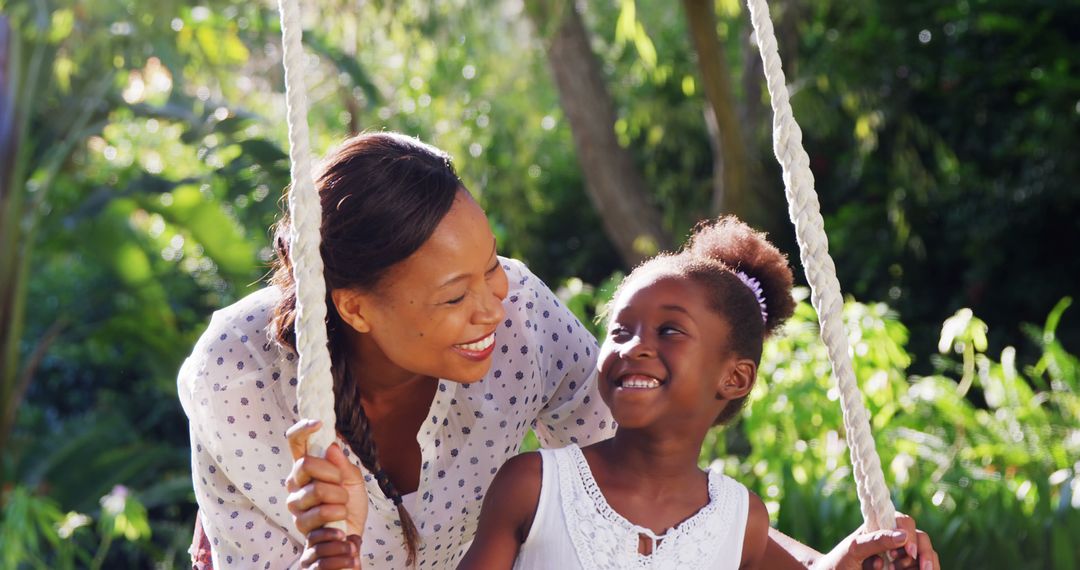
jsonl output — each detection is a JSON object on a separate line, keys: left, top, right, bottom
{"left": 556, "top": 444, "right": 738, "bottom": 570}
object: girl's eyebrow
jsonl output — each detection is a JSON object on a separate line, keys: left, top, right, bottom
{"left": 436, "top": 237, "right": 498, "bottom": 289}
{"left": 659, "top": 304, "right": 691, "bottom": 315}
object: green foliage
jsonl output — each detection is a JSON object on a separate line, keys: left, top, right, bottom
{"left": 555, "top": 272, "right": 625, "bottom": 339}
{"left": 3, "top": 0, "right": 1076, "bottom": 567}
{"left": 787, "top": 0, "right": 1080, "bottom": 362}
{"left": 734, "top": 293, "right": 1079, "bottom": 568}
{"left": 0, "top": 484, "right": 153, "bottom": 569}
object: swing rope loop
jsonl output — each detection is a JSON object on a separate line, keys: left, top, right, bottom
{"left": 745, "top": 0, "right": 897, "bottom": 533}
{"left": 277, "top": 0, "right": 345, "bottom": 534}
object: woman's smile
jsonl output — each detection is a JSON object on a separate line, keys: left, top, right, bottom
{"left": 452, "top": 331, "right": 497, "bottom": 361}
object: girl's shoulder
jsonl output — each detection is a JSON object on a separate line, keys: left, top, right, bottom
{"left": 479, "top": 451, "right": 545, "bottom": 538}
{"left": 488, "top": 449, "right": 544, "bottom": 498}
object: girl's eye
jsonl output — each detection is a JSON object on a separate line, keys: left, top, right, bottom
{"left": 609, "top": 326, "right": 630, "bottom": 337}
{"left": 659, "top": 325, "right": 683, "bottom": 336}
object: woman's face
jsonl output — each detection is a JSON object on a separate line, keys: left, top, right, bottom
{"left": 335, "top": 190, "right": 509, "bottom": 384}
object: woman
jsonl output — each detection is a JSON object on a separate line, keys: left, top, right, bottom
{"left": 179, "top": 132, "right": 937, "bottom": 569}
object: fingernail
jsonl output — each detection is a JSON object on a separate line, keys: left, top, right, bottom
{"left": 922, "top": 560, "right": 933, "bottom": 570}
{"left": 889, "top": 530, "right": 907, "bottom": 542}
{"left": 906, "top": 542, "right": 918, "bottom": 560}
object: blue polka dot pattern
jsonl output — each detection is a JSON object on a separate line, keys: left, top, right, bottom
{"left": 178, "top": 258, "right": 616, "bottom": 568}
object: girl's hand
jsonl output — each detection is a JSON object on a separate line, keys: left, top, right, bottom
{"left": 816, "top": 513, "right": 940, "bottom": 570}
{"left": 286, "top": 419, "right": 369, "bottom": 537}
{"left": 300, "top": 528, "right": 363, "bottom": 570}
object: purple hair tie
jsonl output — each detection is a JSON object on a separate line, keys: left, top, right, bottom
{"left": 734, "top": 270, "right": 768, "bottom": 324}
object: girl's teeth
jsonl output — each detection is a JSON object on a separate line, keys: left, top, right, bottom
{"left": 456, "top": 334, "right": 494, "bottom": 352}
{"left": 621, "top": 377, "right": 660, "bottom": 389}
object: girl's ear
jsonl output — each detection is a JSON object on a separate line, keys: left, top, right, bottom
{"left": 331, "top": 288, "right": 373, "bottom": 334}
{"left": 716, "top": 359, "right": 757, "bottom": 400}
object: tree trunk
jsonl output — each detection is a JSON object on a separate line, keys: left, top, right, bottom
{"left": 526, "top": 1, "right": 671, "bottom": 266}
{"left": 681, "top": 0, "right": 761, "bottom": 223}
{"left": 740, "top": 20, "right": 765, "bottom": 142}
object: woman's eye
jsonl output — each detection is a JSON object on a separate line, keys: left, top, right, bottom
{"left": 445, "top": 294, "right": 466, "bottom": 305}
{"left": 485, "top": 261, "right": 501, "bottom": 275}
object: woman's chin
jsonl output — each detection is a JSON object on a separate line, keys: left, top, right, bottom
{"left": 445, "top": 375, "right": 486, "bottom": 385}
{"left": 440, "top": 361, "right": 494, "bottom": 384}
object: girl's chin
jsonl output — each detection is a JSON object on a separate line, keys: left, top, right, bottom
{"left": 605, "top": 406, "right": 659, "bottom": 429}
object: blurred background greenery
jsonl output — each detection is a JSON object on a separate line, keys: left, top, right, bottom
{"left": 1, "top": 0, "right": 1077, "bottom": 567}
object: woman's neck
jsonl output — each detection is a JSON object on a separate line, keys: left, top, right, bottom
{"left": 345, "top": 329, "right": 435, "bottom": 412}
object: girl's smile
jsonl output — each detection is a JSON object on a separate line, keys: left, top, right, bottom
{"left": 613, "top": 373, "right": 664, "bottom": 390}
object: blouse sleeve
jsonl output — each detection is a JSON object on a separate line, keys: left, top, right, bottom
{"left": 178, "top": 292, "right": 307, "bottom": 569}
{"left": 502, "top": 259, "right": 617, "bottom": 449}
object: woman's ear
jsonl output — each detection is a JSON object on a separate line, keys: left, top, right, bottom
{"left": 716, "top": 359, "right": 757, "bottom": 401}
{"left": 331, "top": 288, "right": 373, "bottom": 333}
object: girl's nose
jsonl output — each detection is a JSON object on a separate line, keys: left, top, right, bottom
{"left": 621, "top": 333, "right": 656, "bottom": 359}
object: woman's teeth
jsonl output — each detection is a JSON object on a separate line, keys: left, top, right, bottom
{"left": 456, "top": 333, "right": 494, "bottom": 352}
{"left": 619, "top": 375, "right": 661, "bottom": 389}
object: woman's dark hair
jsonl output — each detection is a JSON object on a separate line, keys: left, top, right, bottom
{"left": 611, "top": 216, "right": 795, "bottom": 425}
{"left": 270, "top": 132, "right": 464, "bottom": 565}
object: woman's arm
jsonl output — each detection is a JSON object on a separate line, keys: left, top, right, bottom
{"left": 177, "top": 289, "right": 313, "bottom": 568}
{"left": 504, "top": 258, "right": 616, "bottom": 448}
{"left": 457, "top": 452, "right": 543, "bottom": 570}
{"left": 186, "top": 424, "right": 305, "bottom": 569}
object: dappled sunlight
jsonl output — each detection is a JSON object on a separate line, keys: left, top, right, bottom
{"left": 2, "top": 0, "right": 1077, "bottom": 567}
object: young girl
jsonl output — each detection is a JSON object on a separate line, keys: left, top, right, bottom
{"left": 454, "top": 216, "right": 788, "bottom": 569}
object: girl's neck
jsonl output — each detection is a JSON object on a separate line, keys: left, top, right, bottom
{"left": 597, "top": 428, "right": 707, "bottom": 487}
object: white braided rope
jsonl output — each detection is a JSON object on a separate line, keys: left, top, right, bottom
{"left": 745, "top": 0, "right": 896, "bottom": 533}
{"left": 277, "top": 0, "right": 345, "bottom": 533}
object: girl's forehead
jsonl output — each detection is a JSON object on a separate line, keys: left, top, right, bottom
{"left": 613, "top": 271, "right": 707, "bottom": 311}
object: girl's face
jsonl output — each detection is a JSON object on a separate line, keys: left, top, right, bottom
{"left": 333, "top": 190, "right": 509, "bottom": 384}
{"left": 597, "top": 273, "right": 756, "bottom": 430}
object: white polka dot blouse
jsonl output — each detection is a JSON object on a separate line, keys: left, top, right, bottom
{"left": 177, "top": 258, "right": 617, "bottom": 569}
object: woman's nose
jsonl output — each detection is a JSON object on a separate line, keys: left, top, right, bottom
{"left": 474, "top": 285, "right": 506, "bottom": 326}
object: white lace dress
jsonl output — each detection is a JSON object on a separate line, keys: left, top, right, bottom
{"left": 513, "top": 445, "right": 749, "bottom": 570}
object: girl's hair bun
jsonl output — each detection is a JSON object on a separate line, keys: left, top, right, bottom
{"left": 685, "top": 216, "right": 795, "bottom": 333}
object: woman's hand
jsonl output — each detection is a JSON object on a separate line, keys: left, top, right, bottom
{"left": 299, "top": 528, "right": 364, "bottom": 570}
{"left": 286, "top": 419, "right": 369, "bottom": 537}
{"left": 815, "top": 513, "right": 940, "bottom": 570}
